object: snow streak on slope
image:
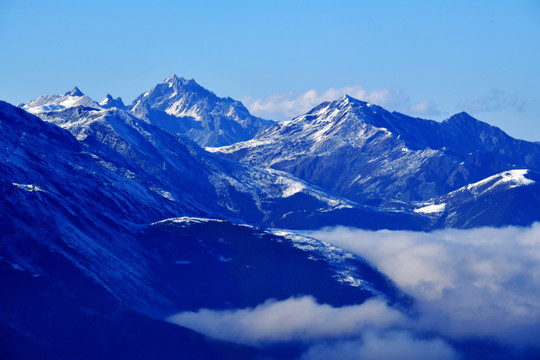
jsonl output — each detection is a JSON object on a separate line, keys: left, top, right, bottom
{"left": 464, "top": 169, "right": 534, "bottom": 194}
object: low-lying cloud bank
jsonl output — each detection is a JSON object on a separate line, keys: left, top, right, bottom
{"left": 167, "top": 224, "right": 540, "bottom": 359}
{"left": 168, "top": 296, "right": 457, "bottom": 359}
{"left": 168, "top": 296, "right": 406, "bottom": 345}
{"left": 310, "top": 223, "right": 540, "bottom": 346}
{"left": 300, "top": 330, "right": 458, "bottom": 360}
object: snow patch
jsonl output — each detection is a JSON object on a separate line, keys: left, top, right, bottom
{"left": 153, "top": 217, "right": 226, "bottom": 226}
{"left": 461, "top": 169, "right": 535, "bottom": 196}
{"left": 414, "top": 203, "right": 446, "bottom": 214}
{"left": 282, "top": 179, "right": 306, "bottom": 198}
{"left": 12, "top": 183, "right": 45, "bottom": 192}
{"left": 150, "top": 187, "right": 176, "bottom": 201}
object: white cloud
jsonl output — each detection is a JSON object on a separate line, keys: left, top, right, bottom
{"left": 167, "top": 296, "right": 406, "bottom": 346}
{"left": 301, "top": 330, "right": 458, "bottom": 360}
{"left": 243, "top": 86, "right": 440, "bottom": 121}
{"left": 308, "top": 223, "right": 540, "bottom": 346}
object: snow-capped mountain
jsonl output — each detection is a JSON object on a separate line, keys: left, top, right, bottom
{"left": 99, "top": 93, "right": 126, "bottom": 109}
{"left": 129, "top": 75, "right": 274, "bottom": 147}
{"left": 210, "top": 95, "right": 540, "bottom": 205}
{"left": 19, "top": 87, "right": 101, "bottom": 114}
{"left": 415, "top": 169, "right": 540, "bottom": 228}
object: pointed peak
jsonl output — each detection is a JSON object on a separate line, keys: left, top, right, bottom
{"left": 99, "top": 94, "right": 125, "bottom": 109}
{"left": 164, "top": 74, "right": 188, "bottom": 85}
{"left": 448, "top": 111, "right": 477, "bottom": 123}
{"left": 163, "top": 74, "right": 199, "bottom": 88}
{"left": 336, "top": 94, "right": 368, "bottom": 107}
{"left": 164, "top": 74, "right": 179, "bottom": 83}
{"left": 65, "top": 87, "right": 84, "bottom": 97}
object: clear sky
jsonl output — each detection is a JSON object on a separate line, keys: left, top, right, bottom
{"left": 1, "top": 0, "right": 539, "bottom": 141}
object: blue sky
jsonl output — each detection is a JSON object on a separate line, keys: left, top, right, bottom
{"left": 1, "top": 0, "right": 539, "bottom": 140}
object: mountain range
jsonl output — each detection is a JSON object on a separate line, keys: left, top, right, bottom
{"left": 2, "top": 75, "right": 540, "bottom": 359}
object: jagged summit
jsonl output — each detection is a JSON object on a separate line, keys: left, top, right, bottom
{"left": 164, "top": 74, "right": 179, "bottom": 83}
{"left": 65, "top": 86, "right": 84, "bottom": 97}
{"left": 163, "top": 74, "right": 194, "bottom": 87}
{"left": 129, "top": 75, "right": 273, "bottom": 147}
{"left": 99, "top": 93, "right": 126, "bottom": 109}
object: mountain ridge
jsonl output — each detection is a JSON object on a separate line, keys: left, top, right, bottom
{"left": 210, "top": 94, "right": 540, "bottom": 205}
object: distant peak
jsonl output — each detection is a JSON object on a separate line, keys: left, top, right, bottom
{"left": 163, "top": 74, "right": 198, "bottom": 87}
{"left": 448, "top": 111, "right": 477, "bottom": 123}
{"left": 164, "top": 74, "right": 179, "bottom": 83}
{"left": 99, "top": 94, "right": 125, "bottom": 109}
{"left": 66, "top": 87, "right": 84, "bottom": 97}
{"left": 337, "top": 94, "right": 367, "bottom": 107}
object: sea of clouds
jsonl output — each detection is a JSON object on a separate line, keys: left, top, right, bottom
{"left": 167, "top": 223, "right": 540, "bottom": 359}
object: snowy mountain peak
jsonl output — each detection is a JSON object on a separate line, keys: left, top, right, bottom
{"left": 65, "top": 86, "right": 84, "bottom": 97}
{"left": 339, "top": 94, "right": 360, "bottom": 104}
{"left": 20, "top": 88, "right": 101, "bottom": 114}
{"left": 99, "top": 94, "right": 126, "bottom": 109}
{"left": 164, "top": 74, "right": 179, "bottom": 83}
{"left": 163, "top": 74, "right": 195, "bottom": 88}
{"left": 336, "top": 95, "right": 375, "bottom": 110}
{"left": 101, "top": 93, "right": 114, "bottom": 102}
{"left": 129, "top": 75, "right": 273, "bottom": 147}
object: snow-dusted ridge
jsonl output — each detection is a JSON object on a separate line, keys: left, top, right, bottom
{"left": 439, "top": 169, "right": 536, "bottom": 201}
{"left": 152, "top": 217, "right": 227, "bottom": 226}
{"left": 20, "top": 87, "right": 101, "bottom": 114}
{"left": 465, "top": 169, "right": 534, "bottom": 193}
{"left": 152, "top": 216, "right": 385, "bottom": 295}
{"left": 269, "top": 228, "right": 376, "bottom": 291}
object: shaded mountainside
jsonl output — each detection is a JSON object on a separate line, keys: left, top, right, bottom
{"left": 1, "top": 101, "right": 411, "bottom": 358}
{"left": 211, "top": 96, "right": 540, "bottom": 205}
{"left": 130, "top": 75, "right": 274, "bottom": 147}
{"left": 1, "top": 215, "right": 408, "bottom": 359}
